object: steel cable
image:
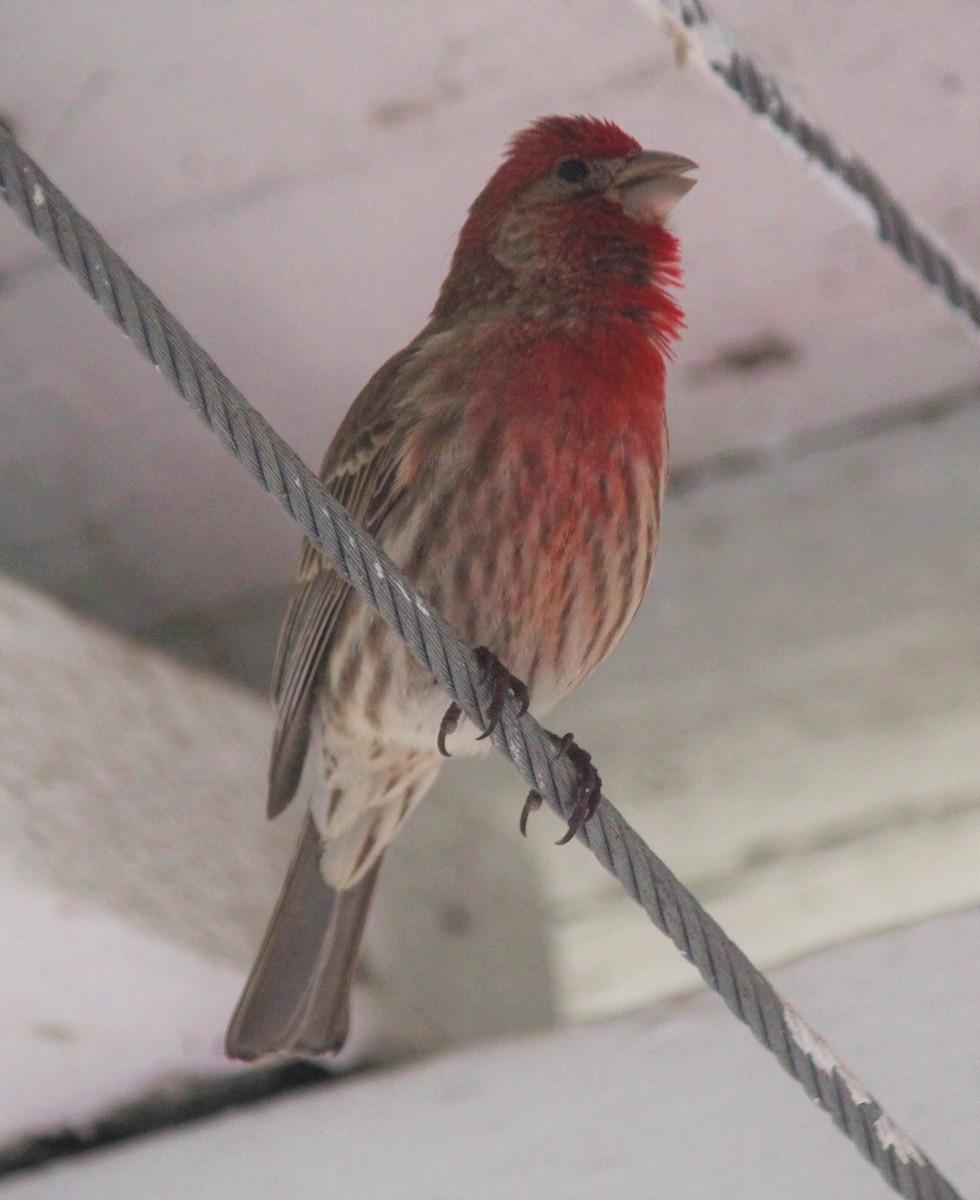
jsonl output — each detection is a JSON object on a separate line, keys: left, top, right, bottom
{"left": 644, "top": 0, "right": 980, "bottom": 334}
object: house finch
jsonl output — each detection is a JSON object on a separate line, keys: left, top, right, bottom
{"left": 226, "top": 115, "right": 695, "bottom": 1060}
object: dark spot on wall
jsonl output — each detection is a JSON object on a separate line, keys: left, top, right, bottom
{"left": 690, "top": 331, "right": 799, "bottom": 382}
{"left": 939, "top": 71, "right": 962, "bottom": 95}
{"left": 369, "top": 40, "right": 464, "bottom": 128}
{"left": 690, "top": 513, "right": 730, "bottom": 548}
{"left": 370, "top": 96, "right": 436, "bottom": 128}
{"left": 32, "top": 1022, "right": 76, "bottom": 1043}
{"left": 439, "top": 903, "right": 473, "bottom": 936}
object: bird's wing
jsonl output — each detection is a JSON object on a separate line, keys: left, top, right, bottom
{"left": 267, "top": 340, "right": 423, "bottom": 818}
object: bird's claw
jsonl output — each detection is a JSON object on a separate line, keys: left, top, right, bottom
{"left": 437, "top": 647, "right": 529, "bottom": 756}
{"left": 516, "top": 732, "right": 602, "bottom": 843}
{"left": 553, "top": 734, "right": 602, "bottom": 845}
{"left": 520, "top": 790, "right": 542, "bottom": 837}
{"left": 474, "top": 647, "right": 529, "bottom": 740}
{"left": 438, "top": 702, "right": 461, "bottom": 757}
{"left": 552, "top": 731, "right": 575, "bottom": 758}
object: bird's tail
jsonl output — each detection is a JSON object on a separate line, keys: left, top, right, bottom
{"left": 225, "top": 814, "right": 381, "bottom": 1061}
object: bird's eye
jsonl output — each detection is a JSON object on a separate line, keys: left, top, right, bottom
{"left": 555, "top": 157, "right": 591, "bottom": 184}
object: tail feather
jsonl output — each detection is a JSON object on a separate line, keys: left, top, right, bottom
{"left": 226, "top": 814, "right": 381, "bottom": 1061}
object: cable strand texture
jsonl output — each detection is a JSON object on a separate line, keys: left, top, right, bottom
{"left": 650, "top": 0, "right": 980, "bottom": 334}
{"left": 0, "top": 124, "right": 966, "bottom": 1200}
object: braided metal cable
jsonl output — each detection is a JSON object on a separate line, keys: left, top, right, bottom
{"left": 0, "top": 127, "right": 967, "bottom": 1200}
{"left": 644, "top": 0, "right": 980, "bottom": 333}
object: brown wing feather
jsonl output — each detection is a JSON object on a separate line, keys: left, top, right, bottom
{"left": 267, "top": 337, "right": 426, "bottom": 818}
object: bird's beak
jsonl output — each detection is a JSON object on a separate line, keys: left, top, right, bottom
{"left": 612, "top": 151, "right": 698, "bottom": 223}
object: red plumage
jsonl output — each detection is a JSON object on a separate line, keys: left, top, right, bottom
{"left": 226, "top": 115, "right": 696, "bottom": 1061}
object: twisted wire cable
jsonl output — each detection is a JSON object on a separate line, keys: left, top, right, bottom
{"left": 642, "top": 0, "right": 980, "bottom": 334}
{"left": 0, "top": 126, "right": 967, "bottom": 1200}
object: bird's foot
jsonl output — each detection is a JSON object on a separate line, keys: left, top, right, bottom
{"left": 520, "top": 789, "right": 542, "bottom": 837}
{"left": 437, "top": 647, "right": 529, "bottom": 757}
{"left": 437, "top": 702, "right": 461, "bottom": 757}
{"left": 555, "top": 737, "right": 602, "bottom": 844}
{"left": 473, "top": 647, "right": 530, "bottom": 741}
{"left": 520, "top": 732, "right": 602, "bottom": 843}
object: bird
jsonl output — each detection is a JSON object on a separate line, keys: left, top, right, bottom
{"left": 225, "top": 114, "right": 696, "bottom": 1061}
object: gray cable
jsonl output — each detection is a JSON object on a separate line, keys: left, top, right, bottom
{"left": 0, "top": 126, "right": 967, "bottom": 1200}
{"left": 643, "top": 0, "right": 980, "bottom": 334}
